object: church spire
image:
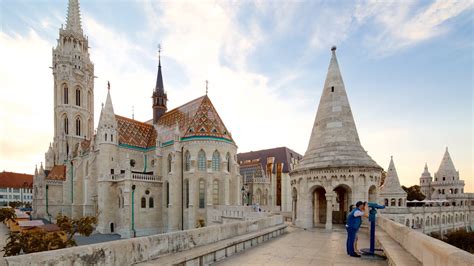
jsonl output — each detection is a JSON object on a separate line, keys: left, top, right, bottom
{"left": 297, "top": 46, "right": 380, "bottom": 170}
{"left": 65, "top": 0, "right": 83, "bottom": 35}
{"left": 152, "top": 46, "right": 168, "bottom": 124}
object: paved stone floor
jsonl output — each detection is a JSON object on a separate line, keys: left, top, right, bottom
{"left": 215, "top": 225, "right": 387, "bottom": 266}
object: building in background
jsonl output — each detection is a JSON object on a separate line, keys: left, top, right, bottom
{"left": 0, "top": 171, "right": 33, "bottom": 206}
{"left": 237, "top": 147, "right": 302, "bottom": 213}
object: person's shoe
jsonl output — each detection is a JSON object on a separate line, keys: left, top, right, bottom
{"left": 350, "top": 254, "right": 361, "bottom": 258}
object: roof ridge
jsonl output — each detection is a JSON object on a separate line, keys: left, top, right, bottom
{"left": 160, "top": 95, "right": 206, "bottom": 118}
{"left": 115, "top": 115, "right": 153, "bottom": 127}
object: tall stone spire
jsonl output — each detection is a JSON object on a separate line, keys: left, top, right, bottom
{"left": 297, "top": 46, "right": 380, "bottom": 170}
{"left": 65, "top": 0, "right": 83, "bottom": 35}
{"left": 437, "top": 147, "right": 457, "bottom": 174}
{"left": 152, "top": 47, "right": 168, "bottom": 124}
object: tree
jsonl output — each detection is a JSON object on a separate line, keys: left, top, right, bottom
{"left": 0, "top": 208, "right": 16, "bottom": 224}
{"left": 1, "top": 213, "right": 97, "bottom": 256}
{"left": 401, "top": 185, "right": 425, "bottom": 201}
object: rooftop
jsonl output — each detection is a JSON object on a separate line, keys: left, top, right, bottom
{"left": 0, "top": 171, "right": 33, "bottom": 188}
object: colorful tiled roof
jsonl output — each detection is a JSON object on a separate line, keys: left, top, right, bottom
{"left": 0, "top": 171, "right": 33, "bottom": 188}
{"left": 157, "top": 95, "right": 234, "bottom": 143}
{"left": 116, "top": 115, "right": 157, "bottom": 149}
{"left": 46, "top": 165, "right": 66, "bottom": 181}
{"left": 239, "top": 159, "right": 265, "bottom": 183}
{"left": 237, "top": 147, "right": 303, "bottom": 173}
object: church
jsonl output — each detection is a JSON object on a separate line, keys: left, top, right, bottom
{"left": 32, "top": 0, "right": 242, "bottom": 238}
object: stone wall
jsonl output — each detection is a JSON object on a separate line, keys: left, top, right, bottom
{"left": 377, "top": 216, "right": 474, "bottom": 266}
{"left": 4, "top": 215, "right": 283, "bottom": 265}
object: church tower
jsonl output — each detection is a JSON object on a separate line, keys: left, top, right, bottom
{"left": 419, "top": 163, "right": 433, "bottom": 199}
{"left": 152, "top": 49, "right": 167, "bottom": 124}
{"left": 50, "top": 0, "right": 94, "bottom": 166}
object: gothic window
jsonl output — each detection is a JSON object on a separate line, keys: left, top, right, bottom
{"left": 198, "top": 150, "right": 206, "bottom": 171}
{"left": 141, "top": 197, "right": 146, "bottom": 208}
{"left": 75, "top": 117, "right": 81, "bottom": 136}
{"left": 212, "top": 180, "right": 219, "bottom": 205}
{"left": 63, "top": 85, "right": 69, "bottom": 104}
{"left": 199, "top": 180, "right": 205, "bottom": 208}
{"left": 118, "top": 197, "right": 121, "bottom": 208}
{"left": 111, "top": 134, "right": 113, "bottom": 142}
{"left": 443, "top": 177, "right": 445, "bottom": 181}
{"left": 64, "top": 116, "right": 69, "bottom": 134}
{"left": 149, "top": 197, "right": 154, "bottom": 208}
{"left": 185, "top": 151, "right": 191, "bottom": 171}
{"left": 166, "top": 182, "right": 169, "bottom": 208}
{"left": 212, "top": 151, "right": 220, "bottom": 171}
{"left": 390, "top": 198, "right": 396, "bottom": 206}
{"left": 398, "top": 198, "right": 402, "bottom": 206}
{"left": 105, "top": 133, "right": 107, "bottom": 141}
{"left": 185, "top": 179, "right": 189, "bottom": 208}
{"left": 167, "top": 154, "right": 172, "bottom": 173}
{"left": 76, "top": 88, "right": 81, "bottom": 106}
{"left": 384, "top": 199, "right": 388, "bottom": 206}
{"left": 331, "top": 86, "right": 334, "bottom": 92}
{"left": 226, "top": 153, "right": 231, "bottom": 172}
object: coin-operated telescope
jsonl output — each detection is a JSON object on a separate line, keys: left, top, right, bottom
{"left": 361, "top": 202, "right": 386, "bottom": 259}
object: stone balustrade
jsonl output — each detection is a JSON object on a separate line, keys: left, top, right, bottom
{"left": 110, "top": 173, "right": 125, "bottom": 181}
{"left": 131, "top": 173, "right": 161, "bottom": 182}
{"left": 377, "top": 216, "right": 474, "bottom": 266}
{"left": 4, "top": 216, "right": 284, "bottom": 265}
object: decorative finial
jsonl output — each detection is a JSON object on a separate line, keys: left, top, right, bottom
{"left": 446, "top": 146, "right": 448, "bottom": 152}
{"left": 206, "top": 80, "right": 209, "bottom": 95}
{"left": 107, "top": 81, "right": 111, "bottom": 90}
{"left": 132, "top": 106, "right": 135, "bottom": 120}
{"left": 390, "top": 155, "right": 393, "bottom": 159}
{"left": 331, "top": 46, "right": 337, "bottom": 52}
{"left": 158, "top": 44, "right": 162, "bottom": 67}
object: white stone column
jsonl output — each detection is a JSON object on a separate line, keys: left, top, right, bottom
{"left": 224, "top": 174, "right": 230, "bottom": 205}
{"left": 325, "top": 193, "right": 334, "bottom": 230}
{"left": 188, "top": 180, "right": 195, "bottom": 229}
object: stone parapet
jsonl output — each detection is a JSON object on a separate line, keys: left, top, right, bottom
{"left": 377, "top": 216, "right": 474, "bottom": 266}
{"left": 4, "top": 215, "right": 284, "bottom": 265}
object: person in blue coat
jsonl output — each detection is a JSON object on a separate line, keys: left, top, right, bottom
{"left": 346, "top": 201, "right": 368, "bottom": 257}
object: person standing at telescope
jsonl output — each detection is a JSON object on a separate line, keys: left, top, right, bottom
{"left": 346, "top": 201, "right": 368, "bottom": 257}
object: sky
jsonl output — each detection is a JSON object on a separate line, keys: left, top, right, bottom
{"left": 0, "top": 0, "right": 473, "bottom": 191}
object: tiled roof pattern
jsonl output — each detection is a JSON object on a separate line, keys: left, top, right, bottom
{"left": 0, "top": 172, "right": 33, "bottom": 188}
{"left": 46, "top": 165, "right": 66, "bottom": 181}
{"left": 237, "top": 147, "right": 303, "bottom": 173}
{"left": 239, "top": 160, "right": 265, "bottom": 183}
{"left": 157, "top": 95, "right": 234, "bottom": 143}
{"left": 116, "top": 115, "right": 157, "bottom": 149}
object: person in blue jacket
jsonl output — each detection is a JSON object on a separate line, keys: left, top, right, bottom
{"left": 346, "top": 201, "right": 368, "bottom": 257}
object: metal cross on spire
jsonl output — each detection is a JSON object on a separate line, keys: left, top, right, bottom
{"left": 158, "top": 44, "right": 162, "bottom": 66}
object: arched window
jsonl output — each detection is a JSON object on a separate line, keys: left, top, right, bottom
{"left": 199, "top": 180, "right": 205, "bottom": 208}
{"left": 64, "top": 116, "right": 69, "bottom": 134}
{"left": 212, "top": 151, "right": 220, "bottom": 171}
{"left": 141, "top": 197, "right": 146, "bottom": 208}
{"left": 198, "top": 150, "right": 206, "bottom": 171}
{"left": 212, "top": 180, "right": 219, "bottom": 205}
{"left": 185, "top": 179, "right": 189, "bottom": 208}
{"left": 105, "top": 133, "right": 107, "bottom": 141}
{"left": 226, "top": 153, "right": 231, "bottom": 172}
{"left": 166, "top": 182, "right": 169, "bottom": 208}
{"left": 75, "top": 117, "right": 81, "bottom": 136}
{"left": 185, "top": 151, "right": 191, "bottom": 171}
{"left": 390, "top": 198, "right": 396, "bottom": 206}
{"left": 149, "top": 197, "right": 154, "bottom": 208}
{"left": 111, "top": 134, "right": 113, "bottom": 142}
{"left": 398, "top": 198, "right": 402, "bottom": 206}
{"left": 63, "top": 85, "right": 68, "bottom": 104}
{"left": 75, "top": 88, "right": 81, "bottom": 106}
{"left": 167, "top": 154, "right": 172, "bottom": 173}
{"left": 118, "top": 197, "right": 121, "bottom": 208}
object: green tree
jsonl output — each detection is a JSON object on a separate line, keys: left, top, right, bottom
{"left": 401, "top": 185, "right": 426, "bottom": 201}
{"left": 0, "top": 208, "right": 16, "bottom": 223}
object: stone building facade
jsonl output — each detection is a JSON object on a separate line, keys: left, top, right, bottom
{"left": 32, "top": 0, "right": 242, "bottom": 238}
{"left": 380, "top": 151, "right": 473, "bottom": 236}
{"left": 290, "top": 47, "right": 383, "bottom": 230}
{"left": 237, "top": 147, "right": 302, "bottom": 212}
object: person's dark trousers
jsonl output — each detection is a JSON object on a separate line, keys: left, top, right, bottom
{"left": 346, "top": 227, "right": 358, "bottom": 255}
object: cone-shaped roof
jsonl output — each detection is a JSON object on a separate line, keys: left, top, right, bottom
{"left": 381, "top": 156, "right": 406, "bottom": 194}
{"left": 421, "top": 163, "right": 431, "bottom": 178}
{"left": 437, "top": 147, "right": 457, "bottom": 174}
{"left": 98, "top": 83, "right": 116, "bottom": 128}
{"left": 297, "top": 47, "right": 381, "bottom": 170}
{"left": 65, "top": 0, "right": 83, "bottom": 35}
{"left": 155, "top": 56, "right": 164, "bottom": 94}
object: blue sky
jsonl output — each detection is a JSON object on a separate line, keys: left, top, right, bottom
{"left": 0, "top": 0, "right": 473, "bottom": 191}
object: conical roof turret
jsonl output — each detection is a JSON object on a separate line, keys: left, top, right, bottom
{"left": 437, "top": 147, "right": 457, "bottom": 173}
{"left": 296, "top": 47, "right": 381, "bottom": 170}
{"left": 98, "top": 82, "right": 116, "bottom": 128}
{"left": 65, "top": 0, "right": 83, "bottom": 35}
{"left": 421, "top": 163, "right": 431, "bottom": 178}
{"left": 381, "top": 156, "right": 406, "bottom": 194}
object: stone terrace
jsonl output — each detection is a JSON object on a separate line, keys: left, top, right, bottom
{"left": 216, "top": 226, "right": 387, "bottom": 266}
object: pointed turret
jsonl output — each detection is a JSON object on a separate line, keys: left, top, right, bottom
{"left": 97, "top": 82, "right": 118, "bottom": 144}
{"left": 381, "top": 156, "right": 404, "bottom": 193}
{"left": 422, "top": 163, "right": 431, "bottom": 177}
{"left": 436, "top": 147, "right": 457, "bottom": 175}
{"left": 152, "top": 48, "right": 168, "bottom": 124}
{"left": 420, "top": 162, "right": 433, "bottom": 199}
{"left": 296, "top": 46, "right": 380, "bottom": 170}
{"left": 65, "top": 0, "right": 83, "bottom": 35}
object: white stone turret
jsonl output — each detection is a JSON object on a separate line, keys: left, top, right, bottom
{"left": 380, "top": 156, "right": 407, "bottom": 207}
{"left": 431, "top": 147, "right": 464, "bottom": 199}
{"left": 419, "top": 163, "right": 433, "bottom": 199}
{"left": 97, "top": 83, "right": 118, "bottom": 146}
{"left": 296, "top": 46, "right": 380, "bottom": 170}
